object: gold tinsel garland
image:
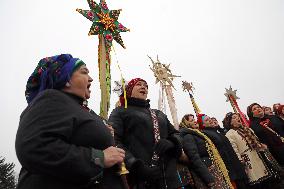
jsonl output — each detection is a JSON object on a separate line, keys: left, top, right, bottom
{"left": 192, "top": 128, "right": 234, "bottom": 189}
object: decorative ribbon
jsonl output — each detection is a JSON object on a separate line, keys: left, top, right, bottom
{"left": 149, "top": 108, "right": 161, "bottom": 166}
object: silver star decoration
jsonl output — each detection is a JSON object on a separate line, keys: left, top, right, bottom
{"left": 113, "top": 80, "right": 128, "bottom": 96}
{"left": 224, "top": 86, "right": 240, "bottom": 102}
{"left": 182, "top": 81, "right": 195, "bottom": 94}
{"left": 148, "top": 55, "right": 180, "bottom": 89}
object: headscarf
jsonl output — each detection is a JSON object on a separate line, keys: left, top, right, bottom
{"left": 119, "top": 78, "right": 147, "bottom": 106}
{"left": 179, "top": 114, "right": 194, "bottom": 128}
{"left": 247, "top": 102, "right": 262, "bottom": 120}
{"left": 273, "top": 103, "right": 281, "bottom": 115}
{"left": 25, "top": 54, "right": 85, "bottom": 104}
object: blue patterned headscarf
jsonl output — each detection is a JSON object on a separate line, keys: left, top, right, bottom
{"left": 25, "top": 54, "right": 85, "bottom": 104}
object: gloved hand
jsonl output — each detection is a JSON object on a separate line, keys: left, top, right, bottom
{"left": 131, "top": 160, "right": 161, "bottom": 181}
{"left": 154, "top": 139, "right": 175, "bottom": 155}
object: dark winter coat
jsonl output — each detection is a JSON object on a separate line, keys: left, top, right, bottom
{"left": 267, "top": 115, "right": 284, "bottom": 137}
{"left": 203, "top": 127, "right": 248, "bottom": 188}
{"left": 109, "top": 97, "right": 182, "bottom": 189}
{"left": 250, "top": 116, "right": 284, "bottom": 166}
{"left": 179, "top": 128, "right": 215, "bottom": 185}
{"left": 15, "top": 89, "right": 123, "bottom": 189}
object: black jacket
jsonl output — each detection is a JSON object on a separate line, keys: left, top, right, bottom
{"left": 16, "top": 89, "right": 123, "bottom": 189}
{"left": 109, "top": 97, "right": 182, "bottom": 189}
{"left": 203, "top": 127, "right": 248, "bottom": 187}
{"left": 250, "top": 116, "right": 284, "bottom": 166}
{"left": 180, "top": 128, "right": 215, "bottom": 185}
{"left": 268, "top": 115, "right": 284, "bottom": 137}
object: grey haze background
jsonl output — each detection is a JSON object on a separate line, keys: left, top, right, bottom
{"left": 0, "top": 0, "right": 283, "bottom": 173}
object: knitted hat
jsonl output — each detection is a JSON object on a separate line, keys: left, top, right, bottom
{"left": 25, "top": 54, "right": 85, "bottom": 103}
{"left": 197, "top": 114, "right": 206, "bottom": 130}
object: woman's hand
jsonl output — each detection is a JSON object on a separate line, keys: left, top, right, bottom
{"left": 103, "top": 120, "right": 114, "bottom": 137}
{"left": 208, "top": 182, "right": 215, "bottom": 188}
{"left": 261, "top": 143, "right": 267, "bottom": 149}
{"left": 103, "top": 146, "right": 125, "bottom": 168}
{"left": 258, "top": 143, "right": 268, "bottom": 151}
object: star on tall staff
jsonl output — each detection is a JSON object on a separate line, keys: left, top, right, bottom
{"left": 76, "top": 0, "right": 129, "bottom": 119}
{"left": 149, "top": 55, "right": 180, "bottom": 129}
{"left": 182, "top": 81, "right": 201, "bottom": 117}
{"left": 224, "top": 86, "right": 249, "bottom": 127}
{"left": 148, "top": 55, "right": 180, "bottom": 89}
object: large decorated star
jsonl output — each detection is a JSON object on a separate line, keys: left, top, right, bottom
{"left": 224, "top": 86, "right": 240, "bottom": 102}
{"left": 148, "top": 55, "right": 180, "bottom": 89}
{"left": 77, "top": 0, "right": 129, "bottom": 49}
{"left": 182, "top": 81, "right": 195, "bottom": 94}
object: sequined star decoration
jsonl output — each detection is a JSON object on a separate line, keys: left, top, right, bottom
{"left": 182, "top": 81, "right": 201, "bottom": 116}
{"left": 224, "top": 86, "right": 249, "bottom": 127}
{"left": 148, "top": 55, "right": 180, "bottom": 89}
{"left": 113, "top": 80, "right": 128, "bottom": 96}
{"left": 76, "top": 0, "right": 129, "bottom": 50}
{"left": 182, "top": 81, "right": 195, "bottom": 95}
{"left": 224, "top": 86, "right": 239, "bottom": 102}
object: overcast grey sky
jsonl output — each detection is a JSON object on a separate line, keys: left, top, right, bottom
{"left": 0, "top": 0, "right": 283, "bottom": 173}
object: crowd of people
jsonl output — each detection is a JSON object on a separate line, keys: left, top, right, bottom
{"left": 15, "top": 54, "right": 283, "bottom": 189}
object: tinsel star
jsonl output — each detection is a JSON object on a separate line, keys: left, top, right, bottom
{"left": 113, "top": 80, "right": 128, "bottom": 96}
{"left": 148, "top": 55, "right": 180, "bottom": 89}
{"left": 224, "top": 86, "right": 240, "bottom": 102}
{"left": 77, "top": 0, "right": 129, "bottom": 49}
{"left": 182, "top": 81, "right": 195, "bottom": 94}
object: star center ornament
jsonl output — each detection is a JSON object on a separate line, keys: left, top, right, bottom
{"left": 148, "top": 55, "right": 180, "bottom": 89}
{"left": 96, "top": 12, "right": 116, "bottom": 31}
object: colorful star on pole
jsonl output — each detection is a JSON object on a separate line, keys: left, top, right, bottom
{"left": 76, "top": 0, "right": 129, "bottom": 50}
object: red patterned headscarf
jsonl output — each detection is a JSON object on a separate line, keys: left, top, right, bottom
{"left": 119, "top": 78, "right": 147, "bottom": 106}
{"left": 125, "top": 78, "right": 147, "bottom": 97}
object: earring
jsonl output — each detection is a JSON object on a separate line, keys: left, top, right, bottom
{"left": 66, "top": 82, "right": 71, "bottom": 87}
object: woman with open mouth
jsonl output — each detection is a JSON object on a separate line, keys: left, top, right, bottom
{"left": 109, "top": 78, "right": 183, "bottom": 189}
{"left": 16, "top": 54, "right": 125, "bottom": 189}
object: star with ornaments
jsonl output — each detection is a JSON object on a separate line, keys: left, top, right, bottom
{"left": 76, "top": 0, "right": 129, "bottom": 50}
